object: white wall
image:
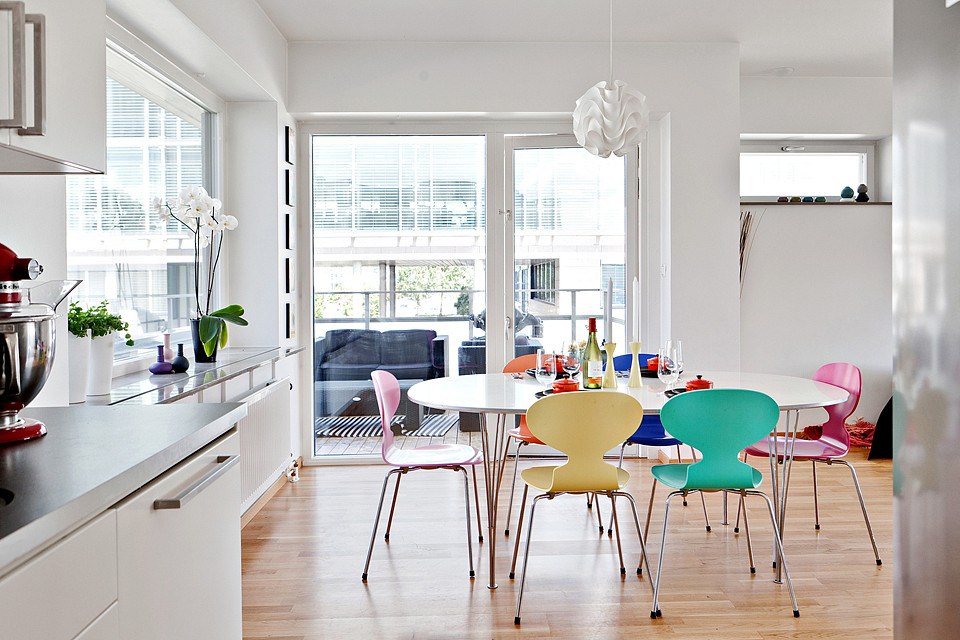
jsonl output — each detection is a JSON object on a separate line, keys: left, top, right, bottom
{"left": 0, "top": 177, "right": 69, "bottom": 407}
{"left": 740, "top": 204, "right": 892, "bottom": 423}
{"left": 741, "top": 76, "right": 892, "bottom": 136}
{"left": 877, "top": 135, "right": 893, "bottom": 202}
{"left": 290, "top": 41, "right": 742, "bottom": 368}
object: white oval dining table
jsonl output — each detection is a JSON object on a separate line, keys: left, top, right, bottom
{"left": 408, "top": 371, "right": 848, "bottom": 589}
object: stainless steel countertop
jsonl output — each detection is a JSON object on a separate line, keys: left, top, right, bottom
{"left": 0, "top": 403, "right": 246, "bottom": 575}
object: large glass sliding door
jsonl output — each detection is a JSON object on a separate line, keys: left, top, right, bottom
{"left": 507, "top": 136, "right": 633, "bottom": 362}
{"left": 311, "top": 135, "right": 487, "bottom": 456}
{"left": 310, "top": 132, "right": 636, "bottom": 458}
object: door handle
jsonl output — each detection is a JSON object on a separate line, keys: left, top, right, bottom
{"left": 16, "top": 13, "right": 43, "bottom": 136}
{"left": 153, "top": 455, "right": 239, "bottom": 510}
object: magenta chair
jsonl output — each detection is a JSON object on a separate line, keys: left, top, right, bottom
{"left": 362, "top": 370, "right": 484, "bottom": 582}
{"left": 741, "top": 362, "right": 882, "bottom": 565}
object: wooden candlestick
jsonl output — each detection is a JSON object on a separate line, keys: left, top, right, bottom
{"left": 602, "top": 343, "right": 618, "bottom": 389}
{"left": 628, "top": 341, "right": 643, "bottom": 388}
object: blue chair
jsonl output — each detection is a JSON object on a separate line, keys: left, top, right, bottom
{"left": 605, "top": 354, "right": 711, "bottom": 537}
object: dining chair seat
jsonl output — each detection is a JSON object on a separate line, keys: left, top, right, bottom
{"left": 744, "top": 435, "right": 847, "bottom": 460}
{"left": 520, "top": 465, "right": 630, "bottom": 493}
{"left": 652, "top": 459, "right": 763, "bottom": 491}
{"left": 507, "top": 427, "right": 543, "bottom": 445}
{"left": 386, "top": 443, "right": 483, "bottom": 468}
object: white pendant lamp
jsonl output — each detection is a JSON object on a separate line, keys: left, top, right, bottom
{"left": 573, "top": 0, "right": 650, "bottom": 158}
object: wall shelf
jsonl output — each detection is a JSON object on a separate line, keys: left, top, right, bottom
{"left": 740, "top": 201, "right": 892, "bottom": 206}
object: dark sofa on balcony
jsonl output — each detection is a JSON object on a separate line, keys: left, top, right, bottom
{"left": 314, "top": 328, "right": 444, "bottom": 431}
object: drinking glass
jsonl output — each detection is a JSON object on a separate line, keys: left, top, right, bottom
{"left": 657, "top": 344, "right": 680, "bottom": 387}
{"left": 561, "top": 341, "right": 581, "bottom": 379}
{"left": 535, "top": 349, "right": 556, "bottom": 387}
{"left": 670, "top": 339, "right": 683, "bottom": 376}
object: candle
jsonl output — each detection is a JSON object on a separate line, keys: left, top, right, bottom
{"left": 604, "top": 278, "right": 614, "bottom": 342}
{"left": 632, "top": 277, "right": 640, "bottom": 343}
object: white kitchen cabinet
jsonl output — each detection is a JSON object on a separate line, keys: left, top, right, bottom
{"left": 0, "top": 0, "right": 105, "bottom": 173}
{"left": 0, "top": 511, "right": 117, "bottom": 640}
{"left": 116, "top": 430, "right": 242, "bottom": 640}
{"left": 73, "top": 603, "right": 120, "bottom": 640}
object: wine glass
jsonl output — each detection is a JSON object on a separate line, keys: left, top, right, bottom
{"left": 561, "top": 341, "right": 581, "bottom": 379}
{"left": 658, "top": 344, "right": 680, "bottom": 388}
{"left": 669, "top": 339, "right": 683, "bottom": 378}
{"left": 535, "top": 349, "right": 556, "bottom": 387}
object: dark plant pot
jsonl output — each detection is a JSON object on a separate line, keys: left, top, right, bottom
{"left": 190, "top": 318, "right": 219, "bottom": 363}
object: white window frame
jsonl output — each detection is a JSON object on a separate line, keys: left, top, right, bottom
{"left": 69, "top": 28, "right": 224, "bottom": 374}
{"left": 739, "top": 141, "right": 876, "bottom": 202}
{"left": 301, "top": 121, "right": 645, "bottom": 463}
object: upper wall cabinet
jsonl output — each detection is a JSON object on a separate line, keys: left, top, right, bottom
{"left": 0, "top": 0, "right": 104, "bottom": 174}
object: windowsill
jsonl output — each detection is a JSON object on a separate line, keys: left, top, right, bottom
{"left": 740, "top": 201, "right": 892, "bottom": 206}
{"left": 83, "top": 346, "right": 304, "bottom": 406}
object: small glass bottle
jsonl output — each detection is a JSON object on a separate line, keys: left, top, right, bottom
{"left": 171, "top": 343, "right": 190, "bottom": 373}
{"left": 582, "top": 317, "right": 603, "bottom": 389}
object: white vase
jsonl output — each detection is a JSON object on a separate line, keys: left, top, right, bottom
{"left": 87, "top": 334, "right": 115, "bottom": 396}
{"left": 68, "top": 331, "right": 90, "bottom": 404}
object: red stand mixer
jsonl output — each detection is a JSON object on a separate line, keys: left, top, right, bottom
{"left": 0, "top": 242, "right": 79, "bottom": 444}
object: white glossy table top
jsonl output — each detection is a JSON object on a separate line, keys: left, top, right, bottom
{"left": 407, "top": 371, "right": 848, "bottom": 415}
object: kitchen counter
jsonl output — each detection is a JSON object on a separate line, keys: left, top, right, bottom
{"left": 89, "top": 346, "right": 302, "bottom": 406}
{"left": 0, "top": 403, "right": 246, "bottom": 575}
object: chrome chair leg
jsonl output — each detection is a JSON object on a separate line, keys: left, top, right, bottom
{"left": 645, "top": 478, "right": 658, "bottom": 543}
{"left": 609, "top": 493, "right": 626, "bottom": 574}
{"left": 383, "top": 471, "right": 403, "bottom": 541}
{"left": 678, "top": 446, "right": 687, "bottom": 506}
{"left": 471, "top": 464, "right": 483, "bottom": 543}
{"left": 740, "top": 490, "right": 755, "bottom": 574}
{"left": 734, "top": 492, "right": 743, "bottom": 533}
{"left": 831, "top": 459, "right": 883, "bottom": 565}
{"left": 617, "top": 491, "right": 653, "bottom": 585}
{"left": 594, "top": 490, "right": 604, "bottom": 535}
{"left": 699, "top": 491, "right": 711, "bottom": 532}
{"left": 751, "top": 490, "right": 800, "bottom": 617}
{"left": 504, "top": 441, "right": 523, "bottom": 536}
{"left": 458, "top": 466, "right": 476, "bottom": 578}
{"left": 509, "top": 485, "right": 529, "bottom": 579}
{"left": 650, "top": 492, "right": 680, "bottom": 618}
{"left": 812, "top": 461, "right": 821, "bottom": 530}
{"left": 362, "top": 467, "right": 402, "bottom": 582}
{"left": 514, "top": 494, "right": 547, "bottom": 625}
{"left": 607, "top": 443, "right": 628, "bottom": 536}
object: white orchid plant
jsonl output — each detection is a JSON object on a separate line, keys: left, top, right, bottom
{"left": 152, "top": 186, "right": 247, "bottom": 356}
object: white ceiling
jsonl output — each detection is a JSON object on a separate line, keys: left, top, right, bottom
{"left": 254, "top": 0, "right": 892, "bottom": 77}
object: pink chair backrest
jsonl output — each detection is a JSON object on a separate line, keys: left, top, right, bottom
{"left": 813, "top": 362, "right": 861, "bottom": 448}
{"left": 371, "top": 370, "right": 400, "bottom": 463}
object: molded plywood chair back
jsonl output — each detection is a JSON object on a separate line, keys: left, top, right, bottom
{"left": 658, "top": 389, "right": 779, "bottom": 491}
{"left": 814, "top": 362, "right": 862, "bottom": 449}
{"left": 525, "top": 392, "right": 644, "bottom": 493}
{"left": 371, "top": 369, "right": 401, "bottom": 463}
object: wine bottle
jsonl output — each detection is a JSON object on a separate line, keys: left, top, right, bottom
{"left": 583, "top": 317, "right": 603, "bottom": 389}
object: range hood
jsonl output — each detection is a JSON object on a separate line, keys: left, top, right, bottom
{"left": 0, "top": 143, "right": 102, "bottom": 175}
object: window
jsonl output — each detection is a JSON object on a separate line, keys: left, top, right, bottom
{"left": 528, "top": 260, "right": 557, "bottom": 304}
{"left": 67, "top": 46, "right": 215, "bottom": 357}
{"left": 740, "top": 143, "right": 873, "bottom": 200}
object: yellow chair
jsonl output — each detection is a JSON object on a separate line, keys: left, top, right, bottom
{"left": 511, "top": 391, "right": 654, "bottom": 625}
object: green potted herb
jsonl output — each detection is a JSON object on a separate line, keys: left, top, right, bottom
{"left": 68, "top": 301, "right": 133, "bottom": 398}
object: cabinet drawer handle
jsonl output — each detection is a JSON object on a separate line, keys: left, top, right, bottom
{"left": 153, "top": 455, "right": 239, "bottom": 510}
{"left": 16, "top": 13, "right": 44, "bottom": 136}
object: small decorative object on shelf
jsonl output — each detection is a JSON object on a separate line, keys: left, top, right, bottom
{"left": 171, "top": 343, "right": 190, "bottom": 373}
{"left": 149, "top": 345, "right": 174, "bottom": 375}
{"left": 814, "top": 196, "right": 827, "bottom": 202}
{"left": 777, "top": 196, "right": 789, "bottom": 202}
{"left": 627, "top": 341, "right": 643, "bottom": 388}
{"left": 151, "top": 186, "right": 247, "bottom": 363}
{"left": 789, "top": 196, "right": 802, "bottom": 203}
{"left": 801, "top": 196, "right": 814, "bottom": 202}
{"left": 856, "top": 183, "right": 870, "bottom": 202}
{"left": 840, "top": 185, "right": 856, "bottom": 202}
{"left": 602, "top": 342, "right": 618, "bottom": 389}
{"left": 162, "top": 332, "right": 173, "bottom": 361}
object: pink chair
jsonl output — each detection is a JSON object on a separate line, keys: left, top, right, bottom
{"left": 742, "top": 362, "right": 882, "bottom": 565}
{"left": 362, "top": 370, "right": 484, "bottom": 582}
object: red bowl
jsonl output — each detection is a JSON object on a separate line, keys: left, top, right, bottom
{"left": 647, "top": 356, "right": 658, "bottom": 371}
{"left": 552, "top": 379, "right": 580, "bottom": 393}
{"left": 685, "top": 375, "right": 714, "bottom": 391}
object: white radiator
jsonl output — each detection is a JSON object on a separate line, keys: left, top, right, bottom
{"left": 236, "top": 378, "right": 291, "bottom": 514}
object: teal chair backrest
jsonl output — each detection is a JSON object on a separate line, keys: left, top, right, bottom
{"left": 659, "top": 389, "right": 780, "bottom": 490}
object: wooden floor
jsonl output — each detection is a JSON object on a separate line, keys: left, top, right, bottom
{"left": 241, "top": 448, "right": 892, "bottom": 639}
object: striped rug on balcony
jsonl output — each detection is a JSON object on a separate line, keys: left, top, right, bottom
{"left": 314, "top": 414, "right": 459, "bottom": 439}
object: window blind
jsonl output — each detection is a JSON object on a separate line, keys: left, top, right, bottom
{"left": 312, "top": 135, "right": 486, "bottom": 232}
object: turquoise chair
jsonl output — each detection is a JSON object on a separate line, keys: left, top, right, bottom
{"left": 649, "top": 389, "right": 799, "bottom": 619}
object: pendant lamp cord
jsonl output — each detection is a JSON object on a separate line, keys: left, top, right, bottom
{"left": 609, "top": 0, "right": 614, "bottom": 84}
